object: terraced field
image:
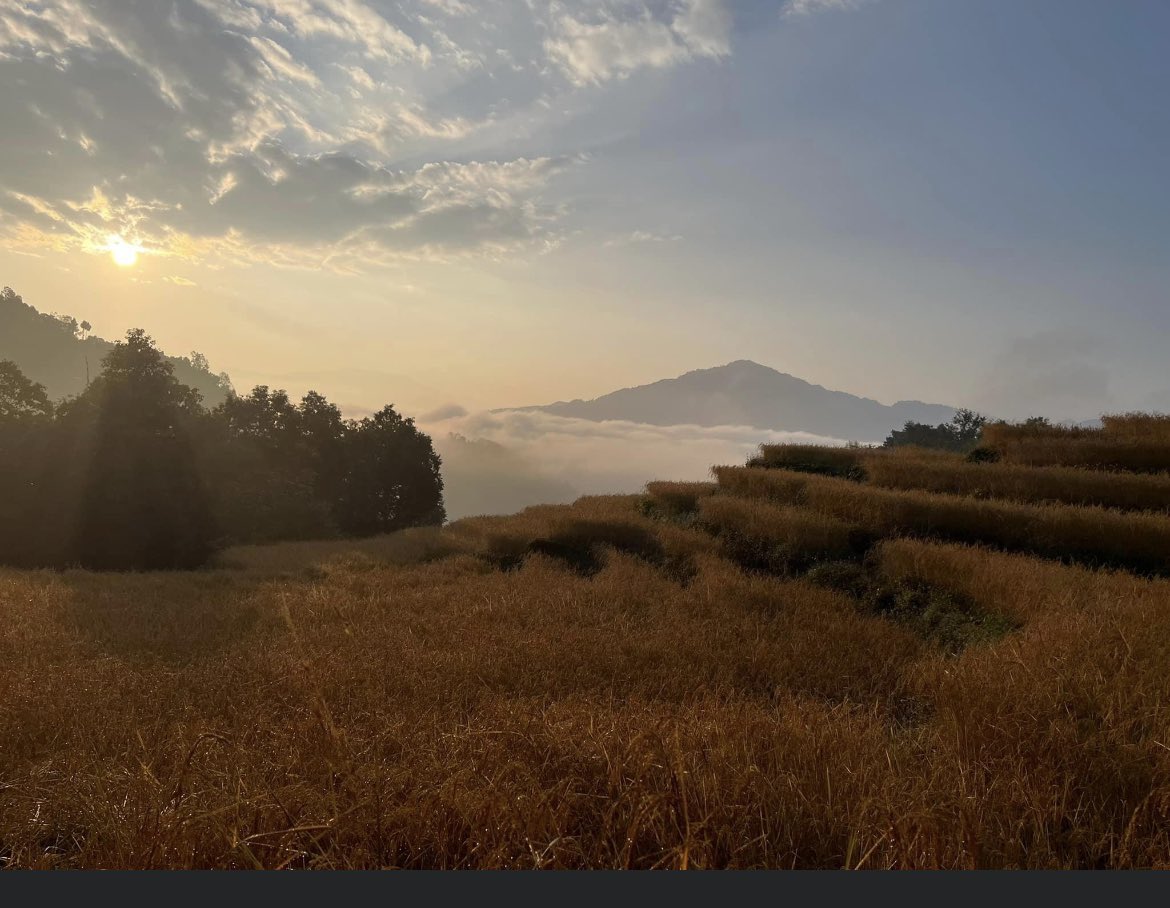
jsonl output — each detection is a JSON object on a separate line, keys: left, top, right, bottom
{"left": 5, "top": 417, "right": 1170, "bottom": 867}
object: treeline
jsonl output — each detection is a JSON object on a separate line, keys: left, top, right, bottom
{"left": 0, "top": 330, "right": 444, "bottom": 570}
{"left": 883, "top": 408, "right": 989, "bottom": 453}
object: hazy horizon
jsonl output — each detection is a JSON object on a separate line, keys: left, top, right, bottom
{"left": 2, "top": 0, "right": 1167, "bottom": 424}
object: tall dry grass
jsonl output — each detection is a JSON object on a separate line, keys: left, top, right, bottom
{"left": 10, "top": 454, "right": 1170, "bottom": 867}
{"left": 749, "top": 444, "right": 864, "bottom": 478}
{"left": 697, "top": 495, "right": 862, "bottom": 572}
{"left": 870, "top": 538, "right": 1170, "bottom": 865}
{"left": 982, "top": 422, "right": 1170, "bottom": 473}
{"left": 874, "top": 537, "right": 1168, "bottom": 623}
{"left": 1101, "top": 412, "right": 1170, "bottom": 441}
{"left": 0, "top": 534, "right": 925, "bottom": 867}
{"left": 862, "top": 453, "right": 1170, "bottom": 512}
{"left": 643, "top": 481, "right": 718, "bottom": 515}
{"left": 715, "top": 465, "right": 1170, "bottom": 573}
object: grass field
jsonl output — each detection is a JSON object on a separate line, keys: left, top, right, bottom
{"left": 6, "top": 426, "right": 1170, "bottom": 868}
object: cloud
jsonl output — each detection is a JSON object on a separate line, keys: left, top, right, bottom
{"left": 0, "top": 1, "right": 585, "bottom": 268}
{"left": 420, "top": 402, "right": 470, "bottom": 422}
{"left": 0, "top": 1, "right": 743, "bottom": 269}
{"left": 544, "top": 0, "right": 731, "bottom": 86}
{"left": 421, "top": 407, "right": 846, "bottom": 517}
{"left": 435, "top": 432, "right": 579, "bottom": 520}
{"left": 205, "top": 0, "right": 428, "bottom": 65}
{"left": 784, "top": 0, "right": 872, "bottom": 17}
{"left": 603, "top": 229, "right": 683, "bottom": 247}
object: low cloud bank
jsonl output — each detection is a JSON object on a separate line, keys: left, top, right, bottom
{"left": 425, "top": 408, "right": 845, "bottom": 520}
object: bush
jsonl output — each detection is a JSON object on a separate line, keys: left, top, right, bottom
{"left": 804, "top": 556, "right": 1017, "bottom": 652}
{"left": 863, "top": 581, "right": 1017, "bottom": 654}
{"left": 804, "top": 560, "right": 870, "bottom": 597}
{"left": 965, "top": 446, "right": 1000, "bottom": 464}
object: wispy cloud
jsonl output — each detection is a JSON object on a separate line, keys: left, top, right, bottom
{"left": 544, "top": 0, "right": 730, "bottom": 86}
{"left": 0, "top": 1, "right": 740, "bottom": 269}
{"left": 603, "top": 229, "right": 684, "bottom": 247}
{"left": 784, "top": 0, "right": 872, "bottom": 17}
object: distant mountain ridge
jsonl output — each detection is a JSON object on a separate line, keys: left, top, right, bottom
{"left": 516, "top": 360, "right": 956, "bottom": 442}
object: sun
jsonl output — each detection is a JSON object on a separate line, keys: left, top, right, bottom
{"left": 107, "top": 236, "right": 141, "bottom": 267}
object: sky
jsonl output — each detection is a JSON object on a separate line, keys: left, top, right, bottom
{"left": 0, "top": 0, "right": 1168, "bottom": 422}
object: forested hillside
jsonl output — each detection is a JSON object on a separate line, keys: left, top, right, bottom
{"left": 0, "top": 287, "right": 232, "bottom": 406}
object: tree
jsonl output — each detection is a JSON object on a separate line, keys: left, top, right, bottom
{"left": 885, "top": 408, "right": 989, "bottom": 453}
{"left": 0, "top": 323, "right": 447, "bottom": 565}
{"left": 0, "top": 361, "right": 56, "bottom": 565}
{"left": 949, "top": 408, "right": 988, "bottom": 450}
{"left": 333, "top": 406, "right": 445, "bottom": 535}
{"left": 0, "top": 360, "right": 53, "bottom": 421}
{"left": 199, "top": 387, "right": 340, "bottom": 544}
{"left": 68, "top": 329, "right": 216, "bottom": 570}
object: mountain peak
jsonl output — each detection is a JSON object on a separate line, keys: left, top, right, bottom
{"left": 702, "top": 359, "right": 779, "bottom": 377}
{"left": 519, "top": 361, "right": 956, "bottom": 442}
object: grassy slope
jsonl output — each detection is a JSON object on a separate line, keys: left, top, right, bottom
{"left": 6, "top": 427, "right": 1170, "bottom": 867}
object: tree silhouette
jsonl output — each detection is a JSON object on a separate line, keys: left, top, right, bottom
{"left": 333, "top": 406, "right": 445, "bottom": 535}
{"left": 69, "top": 330, "right": 216, "bottom": 570}
{"left": 884, "top": 408, "right": 989, "bottom": 452}
{"left": 0, "top": 361, "right": 56, "bottom": 565}
{"left": 0, "top": 299, "right": 449, "bottom": 566}
{"left": 0, "top": 359, "right": 53, "bottom": 421}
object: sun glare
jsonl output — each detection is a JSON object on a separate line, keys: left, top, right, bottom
{"left": 108, "top": 237, "right": 141, "bottom": 267}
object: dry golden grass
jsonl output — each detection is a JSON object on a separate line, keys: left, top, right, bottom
{"left": 213, "top": 526, "right": 467, "bottom": 575}
{"left": 874, "top": 537, "right": 1169, "bottom": 623}
{"left": 10, "top": 451, "right": 1170, "bottom": 868}
{"left": 698, "top": 495, "right": 860, "bottom": 565}
{"left": 862, "top": 452, "right": 1170, "bottom": 512}
{"left": 643, "top": 481, "right": 718, "bottom": 515}
{"left": 746, "top": 442, "right": 1170, "bottom": 511}
{"left": 715, "top": 465, "right": 1170, "bottom": 573}
{"left": 1101, "top": 412, "right": 1170, "bottom": 441}
{"left": 871, "top": 539, "right": 1170, "bottom": 865}
{"left": 0, "top": 516, "right": 924, "bottom": 868}
{"left": 982, "top": 422, "right": 1170, "bottom": 473}
{"left": 749, "top": 444, "right": 864, "bottom": 477}
{"left": 981, "top": 422, "right": 1097, "bottom": 444}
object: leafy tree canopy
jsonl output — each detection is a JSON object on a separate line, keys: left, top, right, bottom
{"left": 0, "top": 324, "right": 445, "bottom": 570}
{"left": 884, "top": 408, "right": 989, "bottom": 453}
{"left": 0, "top": 360, "right": 53, "bottom": 421}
